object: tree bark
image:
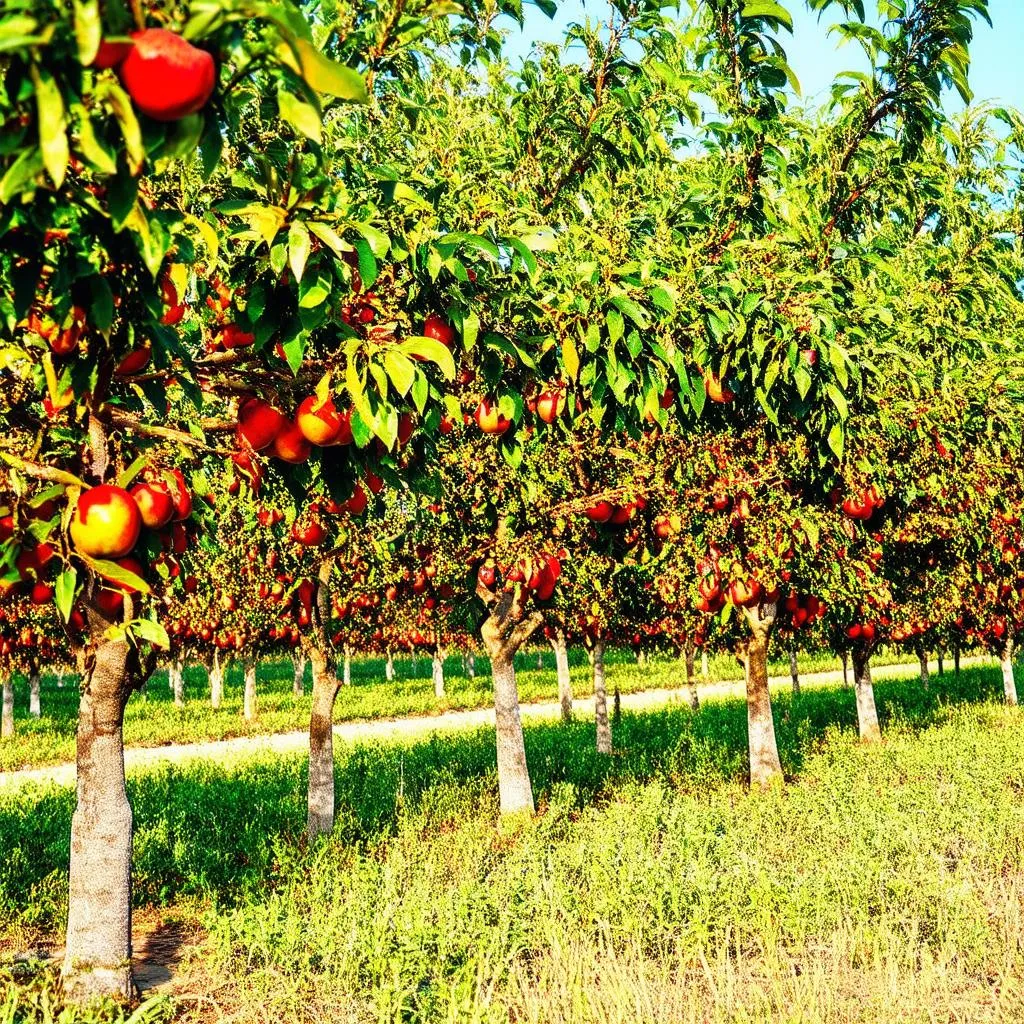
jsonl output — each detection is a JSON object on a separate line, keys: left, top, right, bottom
{"left": 737, "top": 604, "right": 783, "bottom": 787}
{"left": 684, "top": 642, "right": 699, "bottom": 710}
{"left": 536, "top": 650, "right": 544, "bottom": 670}
{"left": 701, "top": 649, "right": 709, "bottom": 681}
{"left": 307, "top": 647, "right": 341, "bottom": 838}
{"left": 433, "top": 645, "right": 445, "bottom": 698}
{"left": 1001, "top": 637, "right": 1017, "bottom": 706}
{"left": 918, "top": 648, "right": 929, "bottom": 690}
{"left": 841, "top": 650, "right": 849, "bottom": 687}
{"left": 63, "top": 626, "right": 135, "bottom": 1001}
{"left": 30, "top": 671, "right": 41, "bottom": 718}
{"left": 466, "top": 652, "right": 476, "bottom": 678}
{"left": 243, "top": 657, "right": 257, "bottom": 721}
{"left": 789, "top": 650, "right": 800, "bottom": 696}
{"left": 1, "top": 676, "right": 13, "bottom": 738}
{"left": 292, "top": 651, "right": 306, "bottom": 696}
{"left": 480, "top": 589, "right": 541, "bottom": 817}
{"left": 591, "top": 639, "right": 612, "bottom": 754}
{"left": 171, "top": 657, "right": 184, "bottom": 708}
{"left": 937, "top": 648, "right": 944, "bottom": 676}
{"left": 385, "top": 650, "right": 395, "bottom": 682}
{"left": 954, "top": 643, "right": 961, "bottom": 676}
{"left": 209, "top": 649, "right": 223, "bottom": 710}
{"left": 851, "top": 649, "right": 882, "bottom": 743}
{"left": 551, "top": 629, "right": 573, "bottom": 721}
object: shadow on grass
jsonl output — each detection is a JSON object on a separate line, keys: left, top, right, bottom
{"left": 0, "top": 663, "right": 1011, "bottom": 933}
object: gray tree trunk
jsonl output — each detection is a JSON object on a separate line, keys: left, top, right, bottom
{"left": 481, "top": 597, "right": 541, "bottom": 817}
{"left": 1001, "top": 638, "right": 1017, "bottom": 706}
{"left": 62, "top": 625, "right": 135, "bottom": 1001}
{"left": 209, "top": 650, "right": 223, "bottom": 710}
{"left": 432, "top": 646, "right": 445, "bottom": 698}
{"left": 701, "top": 650, "right": 710, "bottom": 681}
{"left": 592, "top": 640, "right": 612, "bottom": 754}
{"left": 171, "top": 658, "right": 184, "bottom": 708}
{"left": 551, "top": 630, "right": 573, "bottom": 722}
{"left": 954, "top": 643, "right": 961, "bottom": 676}
{"left": 243, "top": 657, "right": 257, "bottom": 721}
{"left": 851, "top": 649, "right": 882, "bottom": 742}
{"left": 292, "top": 651, "right": 306, "bottom": 696}
{"left": 737, "top": 605, "right": 783, "bottom": 787}
{"left": 684, "top": 642, "right": 699, "bottom": 710}
{"left": 307, "top": 648, "right": 341, "bottom": 838}
{"left": 536, "top": 650, "right": 544, "bottom": 670}
{"left": 385, "top": 650, "right": 395, "bottom": 682}
{"left": 1, "top": 676, "right": 13, "bottom": 738}
{"left": 30, "top": 672, "right": 41, "bottom": 718}
{"left": 918, "top": 648, "right": 929, "bottom": 690}
{"left": 343, "top": 646, "right": 351, "bottom": 686}
{"left": 789, "top": 651, "right": 800, "bottom": 696}
{"left": 466, "top": 652, "right": 476, "bottom": 679}
{"left": 937, "top": 648, "right": 944, "bottom": 676}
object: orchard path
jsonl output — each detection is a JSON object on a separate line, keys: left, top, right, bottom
{"left": 0, "top": 655, "right": 992, "bottom": 791}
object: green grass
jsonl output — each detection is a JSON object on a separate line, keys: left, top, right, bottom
{"left": 0, "top": 645, "right": 957, "bottom": 773}
{"left": 2, "top": 664, "right": 1023, "bottom": 1022}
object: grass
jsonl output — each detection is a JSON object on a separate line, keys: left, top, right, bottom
{"left": 0, "top": 645, "right": 955, "bottom": 773}
{"left": 1, "top": 662, "right": 1023, "bottom": 1022}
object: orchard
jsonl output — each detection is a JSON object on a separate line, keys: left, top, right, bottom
{"left": 2, "top": 0, "right": 1024, "bottom": 1016}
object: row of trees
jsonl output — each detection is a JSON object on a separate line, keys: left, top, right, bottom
{"left": 1, "top": 0, "right": 1021, "bottom": 1003}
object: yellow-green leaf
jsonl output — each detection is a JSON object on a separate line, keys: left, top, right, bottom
{"left": 31, "top": 62, "right": 68, "bottom": 188}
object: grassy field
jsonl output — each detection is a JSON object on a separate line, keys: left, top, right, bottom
{"left": 0, "top": 645, "right": 947, "bottom": 773}
{"left": 2, "top": 662, "right": 1023, "bottom": 1022}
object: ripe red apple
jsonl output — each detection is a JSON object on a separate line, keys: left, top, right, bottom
{"left": 474, "top": 397, "right": 511, "bottom": 435}
{"left": 292, "top": 521, "right": 327, "bottom": 547}
{"left": 91, "top": 39, "right": 133, "bottom": 69}
{"left": 130, "top": 481, "right": 175, "bottom": 529}
{"left": 70, "top": 484, "right": 142, "bottom": 559}
{"left": 423, "top": 314, "right": 456, "bottom": 348}
{"left": 271, "top": 421, "right": 312, "bottom": 464}
{"left": 345, "top": 485, "right": 368, "bottom": 515}
{"left": 237, "top": 398, "right": 284, "bottom": 451}
{"left": 119, "top": 29, "right": 216, "bottom": 122}
{"left": 221, "top": 323, "right": 255, "bottom": 349}
{"left": 585, "top": 501, "right": 614, "bottom": 524}
{"left": 535, "top": 388, "right": 564, "bottom": 424}
{"left": 114, "top": 342, "right": 151, "bottom": 376}
{"left": 728, "top": 578, "right": 762, "bottom": 608}
{"left": 296, "top": 395, "right": 344, "bottom": 445}
{"left": 704, "top": 371, "right": 734, "bottom": 404}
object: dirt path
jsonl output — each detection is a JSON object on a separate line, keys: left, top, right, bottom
{"left": 0, "top": 655, "right": 991, "bottom": 791}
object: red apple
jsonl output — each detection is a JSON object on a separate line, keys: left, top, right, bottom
{"left": 119, "top": 29, "right": 216, "bottom": 122}
{"left": 70, "top": 485, "right": 142, "bottom": 559}
{"left": 237, "top": 398, "right": 284, "bottom": 451}
{"left": 130, "top": 481, "right": 175, "bottom": 530}
{"left": 271, "top": 421, "right": 312, "bottom": 464}
{"left": 296, "top": 395, "right": 344, "bottom": 445}
{"left": 474, "top": 398, "right": 511, "bottom": 435}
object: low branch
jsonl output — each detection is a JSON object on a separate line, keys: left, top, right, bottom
{"left": 0, "top": 451, "right": 85, "bottom": 488}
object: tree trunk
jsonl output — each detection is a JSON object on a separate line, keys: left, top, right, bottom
{"left": 30, "top": 671, "right": 41, "bottom": 718}
{"left": 209, "top": 650, "right": 224, "bottom": 710}
{"left": 243, "top": 657, "right": 257, "bottom": 721}
{"left": 63, "top": 630, "right": 135, "bottom": 1001}
{"left": 1001, "top": 637, "right": 1017, "bottom": 706}
{"left": 613, "top": 681, "right": 621, "bottom": 725}
{"left": 918, "top": 648, "right": 929, "bottom": 690}
{"left": 851, "top": 649, "right": 882, "bottom": 743}
{"left": 701, "top": 650, "right": 709, "bottom": 681}
{"left": 480, "top": 597, "right": 541, "bottom": 817}
{"left": 171, "top": 657, "right": 184, "bottom": 708}
{"left": 789, "top": 651, "right": 800, "bottom": 696}
{"left": 57, "top": 671, "right": 65, "bottom": 689}
{"left": 342, "top": 646, "right": 351, "bottom": 686}
{"left": 466, "top": 652, "right": 476, "bottom": 679}
{"left": 385, "top": 650, "right": 395, "bottom": 682}
{"left": 1, "top": 676, "right": 13, "bottom": 738}
{"left": 841, "top": 650, "right": 849, "bottom": 687}
{"left": 684, "top": 642, "right": 699, "bottom": 710}
{"left": 536, "top": 650, "right": 544, "bottom": 670}
{"left": 292, "top": 651, "right": 306, "bottom": 696}
{"left": 307, "top": 648, "right": 341, "bottom": 838}
{"left": 591, "top": 640, "right": 612, "bottom": 754}
{"left": 551, "top": 629, "right": 573, "bottom": 722}
{"left": 737, "top": 605, "right": 783, "bottom": 788}
{"left": 954, "top": 643, "right": 961, "bottom": 677}
{"left": 433, "top": 645, "right": 445, "bottom": 698}
{"left": 937, "top": 648, "right": 944, "bottom": 676}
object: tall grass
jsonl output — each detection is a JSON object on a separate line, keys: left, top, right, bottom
{"left": 2, "top": 664, "right": 1021, "bottom": 1022}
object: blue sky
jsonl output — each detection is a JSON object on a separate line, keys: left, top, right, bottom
{"left": 501, "top": 0, "right": 1024, "bottom": 110}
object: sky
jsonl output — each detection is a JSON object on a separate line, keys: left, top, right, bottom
{"left": 500, "top": 0, "right": 1024, "bottom": 112}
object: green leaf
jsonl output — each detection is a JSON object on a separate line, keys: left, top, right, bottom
{"left": 383, "top": 350, "right": 416, "bottom": 397}
{"left": 461, "top": 312, "right": 479, "bottom": 350}
{"left": 741, "top": 1, "right": 793, "bottom": 30}
{"left": 562, "top": 333, "right": 580, "bottom": 381}
{"left": 284, "top": 38, "right": 368, "bottom": 102}
{"left": 54, "top": 568, "right": 77, "bottom": 623}
{"left": 128, "top": 618, "right": 170, "bottom": 649}
{"left": 89, "top": 558, "right": 151, "bottom": 595}
{"left": 73, "top": 0, "right": 101, "bottom": 66}
{"left": 75, "top": 108, "right": 117, "bottom": 174}
{"left": 278, "top": 89, "right": 322, "bottom": 144}
{"left": 99, "top": 81, "right": 144, "bottom": 173}
{"left": 411, "top": 372, "right": 428, "bottom": 414}
{"left": 606, "top": 309, "right": 624, "bottom": 346}
{"left": 31, "top": 63, "right": 68, "bottom": 189}
{"left": 827, "top": 422, "right": 844, "bottom": 461}
{"left": 115, "top": 455, "right": 148, "bottom": 489}
{"left": 0, "top": 148, "right": 44, "bottom": 204}
{"left": 288, "top": 221, "right": 311, "bottom": 283}
{"left": 608, "top": 295, "right": 649, "bottom": 330}
{"left": 307, "top": 220, "right": 347, "bottom": 257}
{"left": 398, "top": 337, "right": 456, "bottom": 380}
